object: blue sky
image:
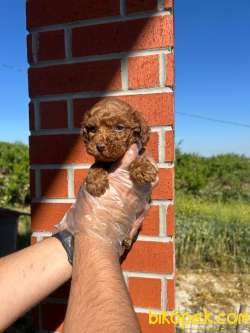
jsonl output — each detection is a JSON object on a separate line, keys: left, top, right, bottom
{"left": 0, "top": 0, "right": 249, "bottom": 157}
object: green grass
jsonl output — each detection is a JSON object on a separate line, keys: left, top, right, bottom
{"left": 176, "top": 194, "right": 250, "bottom": 272}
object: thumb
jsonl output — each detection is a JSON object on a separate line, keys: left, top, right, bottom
{"left": 117, "top": 143, "right": 139, "bottom": 170}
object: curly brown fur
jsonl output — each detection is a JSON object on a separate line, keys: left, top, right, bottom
{"left": 80, "top": 98, "right": 157, "bottom": 196}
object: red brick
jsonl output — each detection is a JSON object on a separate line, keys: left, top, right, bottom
{"left": 28, "top": 60, "right": 122, "bottom": 97}
{"left": 31, "top": 203, "right": 71, "bottom": 231}
{"left": 167, "top": 279, "right": 175, "bottom": 310}
{"left": 165, "top": 130, "right": 174, "bottom": 162}
{"left": 166, "top": 53, "right": 175, "bottom": 87}
{"left": 72, "top": 16, "right": 173, "bottom": 57}
{"left": 37, "top": 30, "right": 65, "bottom": 62}
{"left": 40, "top": 101, "right": 68, "bottom": 129}
{"left": 128, "top": 55, "right": 159, "bottom": 89}
{"left": 30, "top": 169, "right": 36, "bottom": 198}
{"left": 122, "top": 241, "right": 173, "bottom": 274}
{"left": 73, "top": 94, "right": 173, "bottom": 128}
{"left": 128, "top": 277, "right": 161, "bottom": 308}
{"left": 166, "top": 204, "right": 175, "bottom": 236}
{"left": 27, "top": 34, "right": 33, "bottom": 64}
{"left": 74, "top": 169, "right": 88, "bottom": 196}
{"left": 41, "top": 169, "right": 68, "bottom": 198}
{"left": 127, "top": 0, "right": 158, "bottom": 14}
{"left": 29, "top": 102, "right": 35, "bottom": 130}
{"left": 166, "top": 93, "right": 174, "bottom": 125}
{"left": 119, "top": 94, "right": 174, "bottom": 126}
{"left": 41, "top": 303, "right": 66, "bottom": 332}
{"left": 73, "top": 97, "right": 102, "bottom": 128}
{"left": 29, "top": 135, "right": 94, "bottom": 164}
{"left": 152, "top": 168, "right": 174, "bottom": 200}
{"left": 167, "top": 15, "right": 174, "bottom": 47}
{"left": 137, "top": 313, "right": 175, "bottom": 333}
{"left": 26, "top": 0, "right": 120, "bottom": 28}
{"left": 140, "top": 206, "right": 160, "bottom": 236}
{"left": 147, "top": 132, "right": 158, "bottom": 162}
{"left": 164, "top": 0, "right": 174, "bottom": 9}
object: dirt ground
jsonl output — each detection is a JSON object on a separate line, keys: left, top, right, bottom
{"left": 176, "top": 270, "right": 250, "bottom": 313}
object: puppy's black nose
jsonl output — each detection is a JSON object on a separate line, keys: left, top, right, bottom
{"left": 96, "top": 143, "right": 105, "bottom": 152}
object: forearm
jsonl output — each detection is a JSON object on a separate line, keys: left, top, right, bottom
{"left": 63, "top": 234, "right": 141, "bottom": 333}
{"left": 0, "top": 237, "right": 72, "bottom": 332}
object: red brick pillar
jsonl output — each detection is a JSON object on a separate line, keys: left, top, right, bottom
{"left": 27, "top": 1, "right": 175, "bottom": 332}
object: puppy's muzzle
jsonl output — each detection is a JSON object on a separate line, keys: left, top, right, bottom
{"left": 96, "top": 143, "right": 106, "bottom": 152}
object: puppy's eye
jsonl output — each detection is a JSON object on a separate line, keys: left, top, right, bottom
{"left": 88, "top": 126, "right": 97, "bottom": 134}
{"left": 115, "top": 124, "right": 125, "bottom": 132}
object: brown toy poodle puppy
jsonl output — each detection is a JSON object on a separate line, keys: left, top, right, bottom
{"left": 80, "top": 97, "right": 158, "bottom": 197}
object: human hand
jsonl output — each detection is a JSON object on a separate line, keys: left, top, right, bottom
{"left": 55, "top": 144, "right": 158, "bottom": 256}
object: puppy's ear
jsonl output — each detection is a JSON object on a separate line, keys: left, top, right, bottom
{"left": 80, "top": 126, "right": 89, "bottom": 143}
{"left": 132, "top": 110, "right": 150, "bottom": 147}
{"left": 80, "top": 115, "right": 89, "bottom": 143}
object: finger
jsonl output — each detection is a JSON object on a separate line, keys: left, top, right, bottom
{"left": 129, "top": 203, "right": 150, "bottom": 239}
{"left": 129, "top": 214, "right": 145, "bottom": 240}
{"left": 117, "top": 143, "right": 139, "bottom": 170}
{"left": 152, "top": 175, "right": 159, "bottom": 188}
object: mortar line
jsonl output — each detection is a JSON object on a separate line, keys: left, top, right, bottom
{"left": 30, "top": 49, "right": 171, "bottom": 68}
{"left": 32, "top": 197, "right": 174, "bottom": 206}
{"left": 134, "top": 307, "right": 173, "bottom": 314}
{"left": 161, "top": 277, "right": 167, "bottom": 311}
{"left": 123, "top": 272, "right": 128, "bottom": 286}
{"left": 29, "top": 11, "right": 171, "bottom": 33}
{"left": 31, "top": 87, "right": 173, "bottom": 102}
{"left": 120, "top": 0, "right": 126, "bottom": 17}
{"left": 159, "top": 51, "right": 166, "bottom": 87}
{"left": 64, "top": 27, "right": 72, "bottom": 60}
{"left": 30, "top": 162, "right": 173, "bottom": 170}
{"left": 125, "top": 271, "right": 174, "bottom": 279}
{"left": 137, "top": 235, "right": 173, "bottom": 242}
{"left": 159, "top": 127, "right": 166, "bottom": 163}
{"left": 67, "top": 168, "right": 74, "bottom": 198}
{"left": 121, "top": 56, "right": 128, "bottom": 90}
{"left": 30, "top": 125, "right": 172, "bottom": 136}
{"left": 31, "top": 32, "right": 38, "bottom": 64}
{"left": 159, "top": 203, "right": 167, "bottom": 236}
{"left": 32, "top": 231, "right": 53, "bottom": 238}
{"left": 67, "top": 99, "right": 74, "bottom": 130}
{"left": 34, "top": 100, "right": 40, "bottom": 130}
{"left": 158, "top": 0, "right": 165, "bottom": 11}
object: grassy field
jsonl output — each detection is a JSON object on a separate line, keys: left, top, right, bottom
{"left": 176, "top": 193, "right": 250, "bottom": 272}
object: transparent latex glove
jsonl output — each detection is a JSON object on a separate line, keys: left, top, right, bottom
{"left": 55, "top": 144, "right": 159, "bottom": 257}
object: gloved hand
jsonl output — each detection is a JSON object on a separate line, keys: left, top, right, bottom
{"left": 55, "top": 144, "right": 158, "bottom": 257}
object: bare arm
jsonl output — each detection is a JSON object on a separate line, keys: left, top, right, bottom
{"left": 63, "top": 234, "right": 141, "bottom": 333}
{"left": 0, "top": 237, "right": 72, "bottom": 332}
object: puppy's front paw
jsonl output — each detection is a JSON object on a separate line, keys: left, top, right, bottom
{"left": 86, "top": 168, "right": 109, "bottom": 197}
{"left": 129, "top": 157, "right": 157, "bottom": 185}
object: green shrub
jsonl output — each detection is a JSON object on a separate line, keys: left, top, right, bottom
{"left": 0, "top": 141, "right": 29, "bottom": 208}
{"left": 175, "top": 147, "right": 250, "bottom": 203}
